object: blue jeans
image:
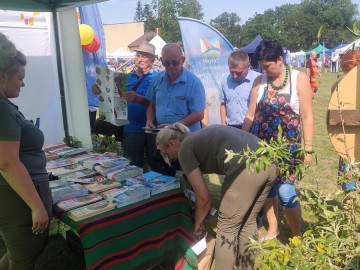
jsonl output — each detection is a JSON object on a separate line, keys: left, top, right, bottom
{"left": 268, "top": 182, "right": 300, "bottom": 208}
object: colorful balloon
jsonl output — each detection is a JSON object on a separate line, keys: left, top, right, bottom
{"left": 79, "top": 24, "right": 95, "bottom": 45}
{"left": 82, "top": 36, "right": 100, "bottom": 53}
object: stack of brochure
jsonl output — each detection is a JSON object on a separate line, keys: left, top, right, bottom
{"left": 47, "top": 146, "right": 87, "bottom": 158}
{"left": 143, "top": 174, "right": 180, "bottom": 195}
{"left": 107, "top": 165, "right": 143, "bottom": 182}
{"left": 68, "top": 200, "right": 116, "bottom": 221}
{"left": 55, "top": 193, "right": 103, "bottom": 212}
{"left": 112, "top": 185, "right": 151, "bottom": 208}
{"left": 51, "top": 183, "right": 89, "bottom": 204}
{"left": 85, "top": 179, "right": 121, "bottom": 193}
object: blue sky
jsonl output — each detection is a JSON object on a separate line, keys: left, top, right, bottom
{"left": 97, "top": 0, "right": 307, "bottom": 24}
{"left": 97, "top": 0, "right": 360, "bottom": 24}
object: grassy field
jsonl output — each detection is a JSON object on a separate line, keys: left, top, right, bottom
{"left": 0, "top": 68, "right": 343, "bottom": 270}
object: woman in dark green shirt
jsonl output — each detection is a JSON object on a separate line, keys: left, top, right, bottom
{"left": 156, "top": 123, "right": 276, "bottom": 270}
{"left": 0, "top": 32, "right": 51, "bottom": 270}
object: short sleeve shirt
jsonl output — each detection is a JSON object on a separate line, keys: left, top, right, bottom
{"left": 0, "top": 97, "right": 48, "bottom": 185}
{"left": 178, "top": 125, "right": 260, "bottom": 177}
{"left": 219, "top": 69, "right": 260, "bottom": 125}
{"left": 145, "top": 68, "right": 206, "bottom": 132}
{"left": 125, "top": 70, "right": 158, "bottom": 132}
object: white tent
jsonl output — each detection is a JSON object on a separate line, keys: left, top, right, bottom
{"left": 110, "top": 47, "right": 135, "bottom": 58}
{"left": 336, "top": 37, "right": 360, "bottom": 54}
{"left": 149, "top": 34, "right": 166, "bottom": 57}
{"left": 290, "top": 50, "right": 306, "bottom": 67}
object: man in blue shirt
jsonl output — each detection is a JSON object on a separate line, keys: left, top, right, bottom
{"left": 120, "top": 42, "right": 158, "bottom": 170}
{"left": 220, "top": 50, "right": 260, "bottom": 129}
{"left": 145, "top": 43, "right": 206, "bottom": 132}
{"left": 145, "top": 43, "right": 205, "bottom": 175}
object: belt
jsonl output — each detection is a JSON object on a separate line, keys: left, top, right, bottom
{"left": 228, "top": 124, "right": 243, "bottom": 129}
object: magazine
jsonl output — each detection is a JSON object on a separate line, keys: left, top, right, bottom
{"left": 67, "top": 175, "right": 106, "bottom": 184}
{"left": 46, "top": 158, "right": 76, "bottom": 170}
{"left": 55, "top": 193, "right": 103, "bottom": 212}
{"left": 85, "top": 179, "right": 121, "bottom": 193}
{"left": 49, "top": 163, "right": 86, "bottom": 176}
{"left": 47, "top": 146, "right": 87, "bottom": 158}
{"left": 83, "top": 152, "right": 119, "bottom": 170}
{"left": 106, "top": 165, "right": 143, "bottom": 182}
{"left": 95, "top": 65, "right": 129, "bottom": 127}
{"left": 69, "top": 200, "right": 116, "bottom": 221}
{"left": 144, "top": 175, "right": 180, "bottom": 195}
{"left": 99, "top": 186, "right": 129, "bottom": 201}
{"left": 51, "top": 184, "right": 89, "bottom": 204}
{"left": 112, "top": 185, "right": 151, "bottom": 208}
{"left": 58, "top": 168, "right": 97, "bottom": 180}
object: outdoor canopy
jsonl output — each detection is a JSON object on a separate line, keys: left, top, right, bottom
{"left": 240, "top": 35, "right": 263, "bottom": 54}
{"left": 306, "top": 44, "right": 329, "bottom": 56}
{"left": 0, "top": 0, "right": 108, "bottom": 148}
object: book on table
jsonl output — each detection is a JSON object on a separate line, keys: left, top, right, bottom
{"left": 46, "top": 158, "right": 77, "bottom": 170}
{"left": 43, "top": 143, "right": 67, "bottom": 152}
{"left": 85, "top": 179, "right": 121, "bottom": 193}
{"left": 94, "top": 159, "right": 130, "bottom": 176}
{"left": 99, "top": 186, "right": 129, "bottom": 201}
{"left": 68, "top": 152, "right": 100, "bottom": 165}
{"left": 69, "top": 200, "right": 116, "bottom": 221}
{"left": 66, "top": 175, "right": 106, "bottom": 184}
{"left": 144, "top": 175, "right": 180, "bottom": 195}
{"left": 58, "top": 168, "right": 97, "bottom": 180}
{"left": 83, "top": 152, "right": 120, "bottom": 170}
{"left": 112, "top": 185, "right": 151, "bottom": 208}
{"left": 49, "top": 163, "right": 87, "bottom": 176}
{"left": 47, "top": 146, "right": 87, "bottom": 158}
{"left": 55, "top": 193, "right": 103, "bottom": 212}
{"left": 49, "top": 179, "right": 74, "bottom": 190}
{"left": 106, "top": 165, "right": 143, "bottom": 182}
{"left": 51, "top": 183, "right": 89, "bottom": 204}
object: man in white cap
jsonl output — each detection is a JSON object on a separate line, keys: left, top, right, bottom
{"left": 121, "top": 41, "right": 159, "bottom": 170}
{"left": 92, "top": 41, "right": 158, "bottom": 171}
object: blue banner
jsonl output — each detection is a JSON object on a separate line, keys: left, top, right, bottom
{"left": 178, "top": 17, "right": 234, "bottom": 125}
{"left": 79, "top": 4, "right": 107, "bottom": 108}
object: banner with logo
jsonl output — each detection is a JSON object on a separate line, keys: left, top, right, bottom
{"left": 178, "top": 17, "right": 234, "bottom": 125}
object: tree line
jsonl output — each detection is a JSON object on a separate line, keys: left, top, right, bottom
{"left": 133, "top": 0, "right": 359, "bottom": 51}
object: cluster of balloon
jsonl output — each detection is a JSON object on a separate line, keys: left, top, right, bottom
{"left": 79, "top": 24, "right": 100, "bottom": 53}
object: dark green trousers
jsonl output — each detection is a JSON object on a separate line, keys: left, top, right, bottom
{"left": 0, "top": 181, "right": 52, "bottom": 270}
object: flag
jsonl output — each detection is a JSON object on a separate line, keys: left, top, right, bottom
{"left": 178, "top": 17, "right": 234, "bottom": 125}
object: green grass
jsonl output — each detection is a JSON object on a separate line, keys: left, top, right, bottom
{"left": 0, "top": 68, "right": 344, "bottom": 269}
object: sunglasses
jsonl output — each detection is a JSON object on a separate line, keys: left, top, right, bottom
{"left": 161, "top": 60, "right": 181, "bottom": 67}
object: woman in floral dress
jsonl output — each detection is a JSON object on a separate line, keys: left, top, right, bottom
{"left": 243, "top": 40, "right": 314, "bottom": 239}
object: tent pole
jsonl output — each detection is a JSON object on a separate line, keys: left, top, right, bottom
{"left": 52, "top": 9, "right": 70, "bottom": 138}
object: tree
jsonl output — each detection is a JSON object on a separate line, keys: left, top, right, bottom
{"left": 177, "top": 0, "right": 204, "bottom": 20}
{"left": 209, "top": 12, "right": 242, "bottom": 47}
{"left": 133, "top": 0, "right": 144, "bottom": 22}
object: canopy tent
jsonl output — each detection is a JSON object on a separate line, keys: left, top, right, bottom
{"left": 240, "top": 35, "right": 263, "bottom": 54}
{"left": 335, "top": 38, "right": 360, "bottom": 54}
{"left": 149, "top": 34, "right": 167, "bottom": 57}
{"left": 326, "top": 43, "right": 349, "bottom": 55}
{"left": 0, "top": 0, "right": 107, "bottom": 148}
{"left": 110, "top": 47, "right": 135, "bottom": 58}
{"left": 306, "top": 44, "right": 329, "bottom": 56}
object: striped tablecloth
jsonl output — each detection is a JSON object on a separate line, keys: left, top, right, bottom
{"left": 58, "top": 188, "right": 196, "bottom": 270}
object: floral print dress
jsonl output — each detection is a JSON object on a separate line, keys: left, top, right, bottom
{"left": 251, "top": 72, "right": 302, "bottom": 184}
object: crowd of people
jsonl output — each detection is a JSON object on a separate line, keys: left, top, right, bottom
{"left": 0, "top": 31, "right": 329, "bottom": 270}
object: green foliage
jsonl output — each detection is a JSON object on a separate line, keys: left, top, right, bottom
{"left": 249, "top": 188, "right": 360, "bottom": 269}
{"left": 91, "top": 134, "right": 123, "bottom": 156}
{"left": 209, "top": 12, "right": 242, "bottom": 47}
{"left": 63, "top": 136, "right": 82, "bottom": 148}
{"left": 225, "top": 126, "right": 306, "bottom": 180}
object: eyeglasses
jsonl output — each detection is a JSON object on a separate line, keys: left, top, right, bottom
{"left": 161, "top": 60, "right": 181, "bottom": 67}
{"left": 135, "top": 53, "right": 150, "bottom": 59}
{"left": 159, "top": 144, "right": 169, "bottom": 155}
